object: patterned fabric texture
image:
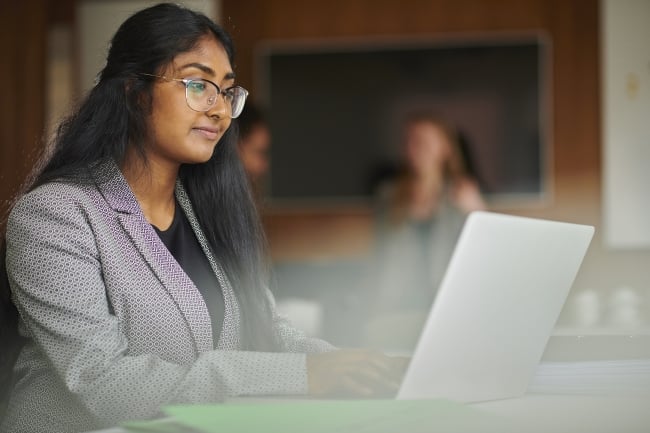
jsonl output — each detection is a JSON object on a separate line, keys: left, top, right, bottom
{"left": 2, "top": 160, "right": 334, "bottom": 433}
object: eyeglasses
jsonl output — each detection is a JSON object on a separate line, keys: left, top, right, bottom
{"left": 140, "top": 73, "right": 248, "bottom": 118}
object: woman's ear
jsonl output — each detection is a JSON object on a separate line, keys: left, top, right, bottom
{"left": 125, "top": 77, "right": 152, "bottom": 113}
{"left": 124, "top": 76, "right": 136, "bottom": 94}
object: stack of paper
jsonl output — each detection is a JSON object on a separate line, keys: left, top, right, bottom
{"left": 529, "top": 359, "right": 650, "bottom": 396}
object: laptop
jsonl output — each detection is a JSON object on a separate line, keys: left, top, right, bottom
{"left": 397, "top": 211, "right": 594, "bottom": 402}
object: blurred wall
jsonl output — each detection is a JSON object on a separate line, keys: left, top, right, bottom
{"left": 0, "top": 0, "right": 647, "bottom": 331}
{"left": 222, "top": 0, "right": 650, "bottom": 318}
{"left": 0, "top": 1, "right": 49, "bottom": 231}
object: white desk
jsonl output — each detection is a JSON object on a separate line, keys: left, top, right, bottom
{"left": 542, "top": 334, "right": 650, "bottom": 361}
{"left": 474, "top": 394, "right": 650, "bottom": 433}
{"left": 87, "top": 393, "right": 650, "bottom": 433}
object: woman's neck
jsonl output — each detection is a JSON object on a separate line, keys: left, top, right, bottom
{"left": 412, "top": 169, "right": 442, "bottom": 189}
{"left": 120, "top": 150, "right": 179, "bottom": 230}
{"left": 407, "top": 171, "right": 445, "bottom": 220}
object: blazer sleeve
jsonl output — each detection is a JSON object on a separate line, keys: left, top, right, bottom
{"left": 266, "top": 288, "right": 336, "bottom": 353}
{"left": 5, "top": 186, "right": 309, "bottom": 424}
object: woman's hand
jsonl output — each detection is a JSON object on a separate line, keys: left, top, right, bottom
{"left": 306, "top": 349, "right": 409, "bottom": 398}
{"left": 452, "top": 177, "right": 486, "bottom": 213}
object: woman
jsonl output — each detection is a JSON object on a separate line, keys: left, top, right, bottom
{"left": 0, "top": 4, "right": 404, "bottom": 432}
{"left": 365, "top": 113, "right": 486, "bottom": 350}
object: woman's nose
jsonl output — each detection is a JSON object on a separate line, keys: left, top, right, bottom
{"left": 206, "top": 94, "right": 228, "bottom": 119}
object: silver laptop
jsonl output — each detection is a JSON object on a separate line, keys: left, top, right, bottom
{"left": 397, "top": 211, "right": 594, "bottom": 402}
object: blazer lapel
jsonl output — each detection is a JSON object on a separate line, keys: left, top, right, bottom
{"left": 175, "top": 182, "right": 241, "bottom": 351}
{"left": 93, "top": 160, "right": 214, "bottom": 353}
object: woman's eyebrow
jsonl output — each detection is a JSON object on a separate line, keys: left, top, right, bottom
{"left": 179, "top": 62, "right": 215, "bottom": 75}
{"left": 178, "top": 62, "right": 236, "bottom": 81}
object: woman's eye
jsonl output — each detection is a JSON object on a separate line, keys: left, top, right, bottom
{"left": 223, "top": 89, "right": 234, "bottom": 101}
{"left": 187, "top": 80, "right": 207, "bottom": 94}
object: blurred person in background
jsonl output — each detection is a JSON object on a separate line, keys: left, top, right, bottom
{"left": 365, "top": 112, "right": 486, "bottom": 351}
{"left": 237, "top": 102, "right": 271, "bottom": 203}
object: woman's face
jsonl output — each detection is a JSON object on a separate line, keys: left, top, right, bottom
{"left": 403, "top": 121, "right": 452, "bottom": 175}
{"left": 145, "top": 36, "right": 234, "bottom": 167}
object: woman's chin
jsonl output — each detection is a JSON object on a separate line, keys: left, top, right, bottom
{"left": 183, "top": 142, "right": 219, "bottom": 164}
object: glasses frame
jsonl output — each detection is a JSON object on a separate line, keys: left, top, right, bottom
{"left": 139, "top": 73, "right": 248, "bottom": 118}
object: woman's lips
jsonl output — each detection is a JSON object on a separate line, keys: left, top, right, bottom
{"left": 193, "top": 126, "right": 219, "bottom": 141}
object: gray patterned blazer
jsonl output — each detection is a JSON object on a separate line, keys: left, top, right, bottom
{"left": 2, "top": 161, "right": 333, "bottom": 433}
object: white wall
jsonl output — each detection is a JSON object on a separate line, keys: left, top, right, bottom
{"left": 602, "top": 0, "right": 650, "bottom": 249}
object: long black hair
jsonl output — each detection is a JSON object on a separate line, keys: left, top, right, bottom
{"left": 0, "top": 4, "right": 278, "bottom": 389}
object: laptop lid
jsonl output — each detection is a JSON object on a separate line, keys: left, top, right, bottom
{"left": 397, "top": 211, "right": 594, "bottom": 402}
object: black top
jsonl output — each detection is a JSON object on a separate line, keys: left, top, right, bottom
{"left": 153, "top": 202, "right": 224, "bottom": 347}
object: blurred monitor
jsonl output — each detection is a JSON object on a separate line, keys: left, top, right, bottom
{"left": 256, "top": 35, "right": 549, "bottom": 206}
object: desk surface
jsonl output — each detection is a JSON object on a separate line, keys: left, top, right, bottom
{"left": 542, "top": 334, "right": 650, "bottom": 361}
{"left": 474, "top": 394, "right": 650, "bottom": 433}
{"left": 88, "top": 393, "right": 650, "bottom": 433}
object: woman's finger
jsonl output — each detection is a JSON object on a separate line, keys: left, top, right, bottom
{"left": 340, "top": 373, "right": 374, "bottom": 397}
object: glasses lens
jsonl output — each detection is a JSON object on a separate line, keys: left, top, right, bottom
{"left": 185, "top": 80, "right": 248, "bottom": 117}
{"left": 228, "top": 86, "right": 248, "bottom": 119}
{"left": 185, "top": 79, "right": 218, "bottom": 112}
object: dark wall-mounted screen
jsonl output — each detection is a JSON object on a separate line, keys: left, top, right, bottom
{"left": 257, "top": 37, "right": 548, "bottom": 203}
